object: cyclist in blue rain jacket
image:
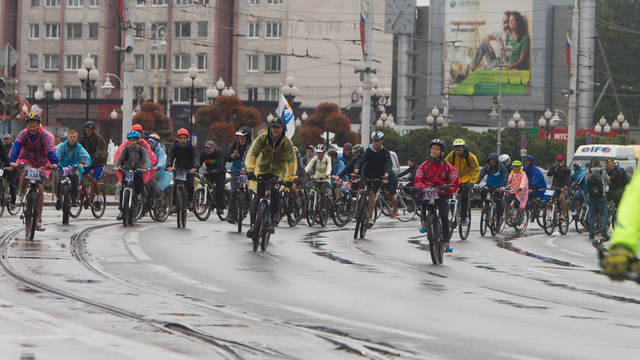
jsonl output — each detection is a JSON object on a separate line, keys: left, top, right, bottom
{"left": 55, "top": 130, "right": 91, "bottom": 210}
{"left": 476, "top": 153, "right": 508, "bottom": 220}
{"left": 523, "top": 155, "right": 547, "bottom": 212}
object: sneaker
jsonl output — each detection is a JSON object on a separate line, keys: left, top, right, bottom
{"left": 55, "top": 199, "right": 61, "bottom": 211}
{"left": 116, "top": 211, "right": 123, "bottom": 221}
{"left": 366, "top": 217, "right": 374, "bottom": 229}
{"left": 36, "top": 220, "right": 45, "bottom": 231}
{"left": 217, "top": 209, "right": 225, "bottom": 215}
{"left": 271, "top": 214, "right": 279, "bottom": 226}
{"left": 602, "top": 233, "right": 610, "bottom": 241}
{"left": 445, "top": 243, "right": 453, "bottom": 253}
{"left": 246, "top": 227, "right": 256, "bottom": 238}
{"left": 419, "top": 222, "right": 427, "bottom": 233}
{"left": 227, "top": 218, "right": 237, "bottom": 224}
{"left": 84, "top": 197, "right": 90, "bottom": 209}
{"left": 461, "top": 218, "right": 469, "bottom": 226}
{"left": 517, "top": 215, "right": 524, "bottom": 224}
{"left": 10, "top": 204, "right": 15, "bottom": 211}
{"left": 390, "top": 210, "right": 399, "bottom": 219}
{"left": 589, "top": 235, "right": 595, "bottom": 240}
{"left": 170, "top": 205, "right": 177, "bottom": 213}
{"left": 188, "top": 202, "right": 195, "bottom": 211}
{"left": 17, "top": 193, "right": 24, "bottom": 203}
{"left": 71, "top": 197, "right": 78, "bottom": 207}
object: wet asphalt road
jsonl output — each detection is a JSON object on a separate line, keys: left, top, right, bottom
{"left": 0, "top": 207, "right": 639, "bottom": 359}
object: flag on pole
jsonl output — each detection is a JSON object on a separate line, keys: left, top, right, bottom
{"left": 277, "top": 92, "right": 295, "bottom": 138}
{"left": 566, "top": 33, "right": 571, "bottom": 76}
{"left": 360, "top": 5, "right": 366, "bottom": 59}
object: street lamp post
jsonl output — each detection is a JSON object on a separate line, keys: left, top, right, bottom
{"left": 356, "top": 77, "right": 392, "bottom": 117}
{"left": 77, "top": 54, "right": 99, "bottom": 123}
{"left": 426, "top": 106, "right": 445, "bottom": 136}
{"left": 594, "top": 116, "right": 611, "bottom": 137}
{"left": 507, "top": 111, "right": 524, "bottom": 159}
{"left": 33, "top": 80, "right": 61, "bottom": 127}
{"left": 281, "top": 74, "right": 298, "bottom": 105}
{"left": 183, "top": 64, "right": 203, "bottom": 136}
{"left": 538, "top": 108, "right": 559, "bottom": 154}
{"left": 496, "top": 44, "right": 513, "bottom": 155}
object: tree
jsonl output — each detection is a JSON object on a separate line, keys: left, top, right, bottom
{"left": 292, "top": 102, "right": 358, "bottom": 148}
{"left": 132, "top": 101, "right": 172, "bottom": 144}
{"left": 193, "top": 95, "right": 262, "bottom": 146}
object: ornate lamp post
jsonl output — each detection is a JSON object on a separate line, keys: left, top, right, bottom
{"left": 539, "top": 108, "right": 560, "bottom": 153}
{"left": 77, "top": 54, "right": 99, "bottom": 123}
{"left": 183, "top": 63, "right": 203, "bottom": 136}
{"left": 594, "top": 116, "right": 611, "bottom": 136}
{"left": 426, "top": 106, "right": 445, "bottom": 135}
{"left": 507, "top": 111, "right": 524, "bottom": 158}
{"left": 609, "top": 112, "right": 628, "bottom": 137}
{"left": 281, "top": 74, "right": 298, "bottom": 104}
{"left": 33, "top": 80, "right": 61, "bottom": 127}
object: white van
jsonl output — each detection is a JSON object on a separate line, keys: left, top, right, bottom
{"left": 571, "top": 145, "right": 637, "bottom": 176}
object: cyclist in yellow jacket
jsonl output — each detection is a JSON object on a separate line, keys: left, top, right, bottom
{"left": 445, "top": 139, "right": 479, "bottom": 225}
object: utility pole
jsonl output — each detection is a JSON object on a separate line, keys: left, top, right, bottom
{"left": 567, "top": 0, "right": 579, "bottom": 164}
{"left": 121, "top": 0, "right": 135, "bottom": 143}
{"left": 357, "top": 0, "right": 374, "bottom": 147}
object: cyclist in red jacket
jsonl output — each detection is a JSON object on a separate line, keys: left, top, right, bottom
{"left": 414, "top": 139, "right": 459, "bottom": 252}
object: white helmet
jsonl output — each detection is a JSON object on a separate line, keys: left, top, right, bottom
{"left": 371, "top": 131, "right": 385, "bottom": 140}
{"left": 499, "top": 154, "right": 511, "bottom": 165}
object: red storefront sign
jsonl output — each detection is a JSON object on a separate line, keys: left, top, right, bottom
{"left": 97, "top": 105, "right": 121, "bottom": 121}
{"left": 536, "top": 128, "right": 617, "bottom": 143}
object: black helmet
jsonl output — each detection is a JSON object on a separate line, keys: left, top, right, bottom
{"left": 353, "top": 144, "right": 364, "bottom": 153}
{"left": 84, "top": 121, "right": 96, "bottom": 129}
{"left": 25, "top": 112, "right": 41, "bottom": 124}
{"left": 430, "top": 139, "right": 446, "bottom": 153}
{"left": 327, "top": 149, "right": 338, "bottom": 158}
{"left": 343, "top": 143, "right": 352, "bottom": 150}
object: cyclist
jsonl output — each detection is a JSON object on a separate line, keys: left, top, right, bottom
{"left": 476, "top": 153, "right": 508, "bottom": 221}
{"left": 600, "top": 167, "right": 640, "bottom": 280}
{"left": 584, "top": 158, "right": 610, "bottom": 240}
{"left": 200, "top": 141, "right": 226, "bottom": 215}
{"left": 339, "top": 143, "right": 354, "bottom": 166}
{"left": 55, "top": 130, "right": 91, "bottom": 210}
{"left": 146, "top": 135, "right": 171, "bottom": 205}
{"left": 397, "top": 157, "right": 418, "bottom": 187}
{"left": 305, "top": 144, "right": 332, "bottom": 216}
{"left": 522, "top": 155, "right": 547, "bottom": 219}
{"left": 226, "top": 126, "right": 252, "bottom": 224}
{"left": 445, "top": 138, "right": 479, "bottom": 225}
{"left": 547, "top": 154, "right": 571, "bottom": 220}
{"left": 415, "top": 139, "right": 459, "bottom": 252}
{"left": 244, "top": 116, "right": 297, "bottom": 238}
{"left": 302, "top": 145, "right": 315, "bottom": 168}
{"left": 113, "top": 131, "right": 149, "bottom": 219}
{"left": 166, "top": 128, "right": 199, "bottom": 212}
{"left": 504, "top": 160, "right": 528, "bottom": 223}
{"left": 605, "top": 158, "right": 629, "bottom": 207}
{"left": 10, "top": 113, "right": 58, "bottom": 231}
{"left": 571, "top": 161, "right": 586, "bottom": 212}
{"left": 336, "top": 144, "right": 364, "bottom": 192}
{"left": 499, "top": 154, "right": 512, "bottom": 173}
{"left": 354, "top": 132, "right": 393, "bottom": 228}
{"left": 0, "top": 134, "right": 14, "bottom": 209}
{"left": 78, "top": 121, "right": 107, "bottom": 209}
{"left": 328, "top": 149, "right": 346, "bottom": 200}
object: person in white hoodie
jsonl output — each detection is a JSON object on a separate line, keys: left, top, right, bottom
{"left": 305, "top": 144, "right": 332, "bottom": 215}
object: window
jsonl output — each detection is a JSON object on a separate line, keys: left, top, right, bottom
{"left": 264, "top": 87, "right": 278, "bottom": 101}
{"left": 149, "top": 86, "right": 167, "bottom": 100}
{"left": 30, "top": 24, "right": 40, "bottom": 39}
{"left": 197, "top": 53, "right": 207, "bottom": 70}
{"left": 266, "top": 0, "right": 282, "bottom": 3}
{"left": 90, "top": 0, "right": 99, "bottom": 6}
{"left": 266, "top": 22, "right": 281, "bottom": 38}
{"left": 67, "top": 23, "right": 82, "bottom": 39}
{"left": 174, "top": 54, "right": 190, "bottom": 70}
{"left": 137, "top": 0, "right": 145, "bottom": 4}
{"left": 196, "top": 88, "right": 205, "bottom": 103}
{"left": 31, "top": 0, "right": 40, "bottom": 6}
{"left": 66, "top": 54, "right": 82, "bottom": 70}
{"left": 248, "top": 22, "right": 259, "bottom": 39}
{"left": 29, "top": 55, "right": 39, "bottom": 70}
{"left": 195, "top": 0, "right": 210, "bottom": 4}
{"left": 89, "top": 23, "right": 99, "bottom": 38}
{"left": 45, "top": 24, "right": 60, "bottom": 39}
{"left": 134, "top": 86, "right": 145, "bottom": 100}
{"left": 176, "top": 0, "right": 192, "bottom": 4}
{"left": 151, "top": 54, "right": 167, "bottom": 70}
{"left": 135, "top": 55, "right": 145, "bottom": 70}
{"left": 68, "top": 0, "right": 83, "bottom": 7}
{"left": 247, "top": 55, "right": 258, "bottom": 72}
{"left": 249, "top": 0, "right": 259, "bottom": 4}
{"left": 150, "top": 23, "right": 166, "bottom": 38}
{"left": 264, "top": 55, "right": 281, "bottom": 72}
{"left": 174, "top": 88, "right": 189, "bottom": 102}
{"left": 28, "top": 86, "right": 39, "bottom": 98}
{"left": 134, "top": 23, "right": 144, "bottom": 38}
{"left": 247, "top": 87, "right": 258, "bottom": 101}
{"left": 66, "top": 86, "right": 82, "bottom": 99}
{"left": 44, "top": 55, "right": 59, "bottom": 70}
{"left": 197, "top": 22, "right": 208, "bottom": 37}
{"left": 46, "top": 0, "right": 60, "bottom": 6}
{"left": 175, "top": 22, "right": 191, "bottom": 38}
{"left": 152, "top": 0, "right": 168, "bottom": 5}
{"left": 91, "top": 54, "right": 99, "bottom": 68}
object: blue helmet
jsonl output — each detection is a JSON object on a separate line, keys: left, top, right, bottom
{"left": 430, "top": 139, "right": 446, "bottom": 153}
{"left": 126, "top": 130, "right": 141, "bottom": 139}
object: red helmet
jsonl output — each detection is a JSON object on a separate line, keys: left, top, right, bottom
{"left": 177, "top": 128, "right": 189, "bottom": 138}
{"left": 132, "top": 124, "right": 143, "bottom": 132}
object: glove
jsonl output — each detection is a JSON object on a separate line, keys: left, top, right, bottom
{"left": 601, "top": 246, "right": 639, "bottom": 281}
{"left": 247, "top": 171, "right": 256, "bottom": 181}
{"left": 284, "top": 180, "right": 293, "bottom": 188}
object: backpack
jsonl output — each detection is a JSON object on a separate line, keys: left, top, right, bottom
{"left": 587, "top": 173, "right": 604, "bottom": 199}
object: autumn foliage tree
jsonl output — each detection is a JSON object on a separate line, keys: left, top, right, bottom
{"left": 195, "top": 95, "right": 262, "bottom": 145}
{"left": 292, "top": 102, "right": 359, "bottom": 148}
{"left": 132, "top": 102, "right": 172, "bottom": 144}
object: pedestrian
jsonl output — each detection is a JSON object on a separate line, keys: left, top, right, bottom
{"left": 585, "top": 158, "right": 610, "bottom": 240}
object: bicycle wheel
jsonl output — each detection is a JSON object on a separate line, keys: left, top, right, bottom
{"left": 176, "top": 190, "right": 183, "bottom": 228}
{"left": 426, "top": 212, "right": 440, "bottom": 265}
{"left": 396, "top": 196, "right": 417, "bottom": 222}
{"left": 542, "top": 203, "right": 555, "bottom": 235}
{"left": 354, "top": 193, "right": 367, "bottom": 239}
{"left": 515, "top": 209, "right": 529, "bottom": 234}
{"left": 90, "top": 185, "right": 106, "bottom": 219}
{"left": 217, "top": 191, "right": 229, "bottom": 221}
{"left": 0, "top": 185, "right": 5, "bottom": 218}
{"left": 319, "top": 197, "right": 329, "bottom": 227}
{"left": 480, "top": 203, "right": 490, "bottom": 237}
{"left": 332, "top": 197, "right": 351, "bottom": 227}
{"left": 306, "top": 196, "right": 315, "bottom": 227}
{"left": 255, "top": 202, "right": 268, "bottom": 252}
{"left": 134, "top": 194, "right": 144, "bottom": 221}
{"left": 375, "top": 197, "right": 384, "bottom": 219}
{"left": 535, "top": 204, "right": 545, "bottom": 229}
{"left": 152, "top": 189, "right": 170, "bottom": 222}
{"left": 575, "top": 205, "right": 587, "bottom": 234}
{"left": 610, "top": 207, "right": 616, "bottom": 230}
{"left": 24, "top": 192, "right": 34, "bottom": 241}
{"left": 122, "top": 191, "right": 130, "bottom": 226}
{"left": 237, "top": 190, "right": 244, "bottom": 233}
{"left": 380, "top": 196, "right": 392, "bottom": 217}
{"left": 70, "top": 189, "right": 83, "bottom": 218}
{"left": 194, "top": 188, "right": 211, "bottom": 221}
{"left": 62, "top": 185, "right": 70, "bottom": 225}
{"left": 459, "top": 201, "right": 471, "bottom": 240}
{"left": 7, "top": 198, "right": 20, "bottom": 215}
{"left": 558, "top": 211, "right": 569, "bottom": 235}
{"left": 260, "top": 206, "right": 271, "bottom": 251}
{"left": 490, "top": 205, "right": 500, "bottom": 237}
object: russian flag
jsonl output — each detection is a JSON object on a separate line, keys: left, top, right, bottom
{"left": 360, "top": 6, "right": 366, "bottom": 59}
{"left": 566, "top": 33, "right": 571, "bottom": 75}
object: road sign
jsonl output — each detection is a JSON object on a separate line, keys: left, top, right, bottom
{"left": 520, "top": 149, "right": 527, "bottom": 157}
{"left": 0, "top": 43, "right": 20, "bottom": 71}
{"left": 586, "top": 133, "right": 592, "bottom": 145}
{"left": 521, "top": 135, "right": 527, "bottom": 149}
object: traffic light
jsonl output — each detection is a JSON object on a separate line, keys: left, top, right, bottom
{"left": 10, "top": 98, "right": 20, "bottom": 119}
{"left": 0, "top": 77, "right": 6, "bottom": 112}
{"left": 4, "top": 77, "right": 19, "bottom": 119}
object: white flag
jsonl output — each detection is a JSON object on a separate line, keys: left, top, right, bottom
{"left": 277, "top": 93, "right": 295, "bottom": 138}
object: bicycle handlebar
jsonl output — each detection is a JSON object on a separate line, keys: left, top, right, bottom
{"left": 593, "top": 240, "right": 640, "bottom": 284}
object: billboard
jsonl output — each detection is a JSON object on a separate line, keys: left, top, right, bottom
{"left": 444, "top": 0, "right": 533, "bottom": 95}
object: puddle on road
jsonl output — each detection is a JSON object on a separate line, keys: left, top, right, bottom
{"left": 301, "top": 232, "right": 381, "bottom": 273}
{"left": 538, "top": 278, "right": 640, "bottom": 305}
{"left": 66, "top": 279, "right": 100, "bottom": 284}
{"left": 407, "top": 239, "right": 429, "bottom": 252}
{"left": 160, "top": 313, "right": 203, "bottom": 317}
{"left": 421, "top": 280, "right": 445, "bottom": 292}
{"left": 19, "top": 287, "right": 40, "bottom": 293}
{"left": 495, "top": 239, "right": 582, "bottom": 268}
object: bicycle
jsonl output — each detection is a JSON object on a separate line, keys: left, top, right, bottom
{"left": 332, "top": 180, "right": 358, "bottom": 227}
{"left": 0, "top": 167, "right": 20, "bottom": 216}
{"left": 525, "top": 190, "right": 549, "bottom": 229}
{"left": 306, "top": 176, "right": 331, "bottom": 227}
{"left": 69, "top": 172, "right": 107, "bottom": 219}
{"left": 172, "top": 170, "right": 189, "bottom": 228}
{"left": 448, "top": 183, "right": 472, "bottom": 240}
{"left": 251, "top": 176, "right": 284, "bottom": 252}
{"left": 591, "top": 200, "right": 617, "bottom": 235}
{"left": 136, "top": 181, "right": 170, "bottom": 222}
{"left": 119, "top": 169, "right": 142, "bottom": 227}
{"left": 542, "top": 189, "right": 570, "bottom": 235}
{"left": 479, "top": 186, "right": 505, "bottom": 237}
{"left": 376, "top": 183, "right": 418, "bottom": 222}
{"left": 193, "top": 172, "right": 229, "bottom": 222}
{"left": 501, "top": 190, "right": 529, "bottom": 235}
{"left": 420, "top": 185, "right": 453, "bottom": 265}
{"left": 58, "top": 165, "right": 80, "bottom": 225}
{"left": 277, "top": 180, "right": 303, "bottom": 227}
{"left": 20, "top": 165, "right": 48, "bottom": 241}
{"left": 352, "top": 177, "right": 381, "bottom": 240}
{"left": 229, "top": 171, "right": 251, "bottom": 233}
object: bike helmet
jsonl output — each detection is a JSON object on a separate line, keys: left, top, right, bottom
{"left": 306, "top": 145, "right": 315, "bottom": 151}
{"left": 84, "top": 121, "right": 96, "bottom": 129}
{"left": 126, "top": 131, "right": 140, "bottom": 139}
{"left": 132, "top": 124, "right": 143, "bottom": 132}
{"left": 176, "top": 128, "right": 189, "bottom": 138}
{"left": 512, "top": 160, "right": 522, "bottom": 167}
{"left": 499, "top": 154, "right": 511, "bottom": 165}
{"left": 453, "top": 138, "right": 466, "bottom": 147}
{"left": 343, "top": 143, "right": 352, "bottom": 150}
{"left": 315, "top": 144, "right": 327, "bottom": 153}
{"left": 3, "top": 134, "right": 13, "bottom": 140}
{"left": 143, "top": 131, "right": 150, "bottom": 139}
{"left": 353, "top": 144, "right": 364, "bottom": 153}
{"left": 235, "top": 128, "right": 249, "bottom": 136}
{"left": 293, "top": 146, "right": 300, "bottom": 155}
{"left": 572, "top": 161, "right": 582, "bottom": 169}
{"left": 327, "top": 149, "right": 338, "bottom": 158}
{"left": 430, "top": 139, "right": 446, "bottom": 152}
{"left": 25, "top": 112, "right": 41, "bottom": 124}
{"left": 371, "top": 131, "right": 385, "bottom": 140}
{"left": 149, "top": 133, "right": 161, "bottom": 141}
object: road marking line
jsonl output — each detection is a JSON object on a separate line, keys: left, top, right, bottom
{"left": 256, "top": 300, "right": 438, "bottom": 340}
{"left": 150, "top": 265, "right": 227, "bottom": 292}
{"left": 127, "top": 244, "right": 152, "bottom": 261}
{"left": 526, "top": 267, "right": 559, "bottom": 277}
{"left": 560, "top": 249, "right": 588, "bottom": 258}
{"left": 544, "top": 237, "right": 558, "bottom": 248}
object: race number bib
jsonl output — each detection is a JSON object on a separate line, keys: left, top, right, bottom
{"left": 342, "top": 182, "right": 352, "bottom": 190}
{"left": 544, "top": 190, "right": 555, "bottom": 196}
{"left": 125, "top": 172, "right": 134, "bottom": 182}
{"left": 25, "top": 169, "right": 41, "bottom": 180}
{"left": 423, "top": 189, "right": 439, "bottom": 200}
{"left": 238, "top": 176, "right": 249, "bottom": 185}
{"left": 175, "top": 171, "right": 188, "bottom": 181}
